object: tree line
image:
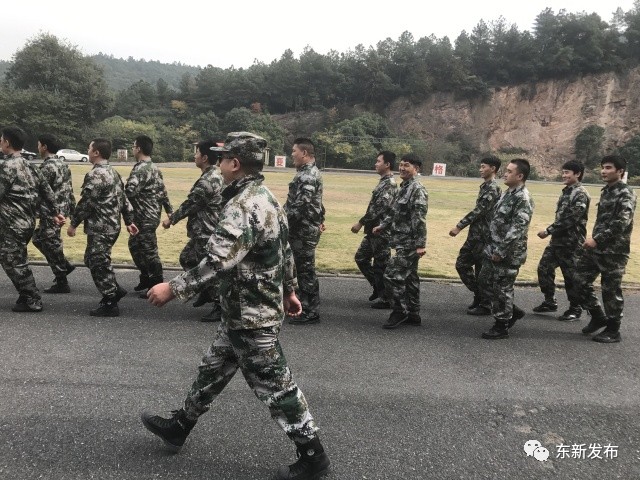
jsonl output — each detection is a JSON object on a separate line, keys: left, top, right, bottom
{"left": 2, "top": 5, "right": 640, "bottom": 175}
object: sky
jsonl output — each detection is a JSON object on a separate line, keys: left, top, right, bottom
{"left": 1, "top": 0, "right": 635, "bottom": 69}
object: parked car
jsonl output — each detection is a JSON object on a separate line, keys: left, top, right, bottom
{"left": 56, "top": 149, "right": 88, "bottom": 162}
{"left": 21, "top": 149, "right": 38, "bottom": 160}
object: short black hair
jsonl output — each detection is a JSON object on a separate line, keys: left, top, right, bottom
{"left": 562, "top": 160, "right": 585, "bottom": 181}
{"left": 134, "top": 135, "right": 153, "bottom": 156}
{"left": 1, "top": 126, "right": 26, "bottom": 150}
{"left": 510, "top": 158, "right": 530, "bottom": 181}
{"left": 601, "top": 155, "right": 627, "bottom": 174}
{"left": 38, "top": 133, "right": 62, "bottom": 154}
{"left": 400, "top": 153, "right": 422, "bottom": 168}
{"left": 197, "top": 140, "right": 218, "bottom": 163}
{"left": 294, "top": 137, "right": 315, "bottom": 157}
{"left": 91, "top": 138, "right": 112, "bottom": 160}
{"left": 480, "top": 156, "right": 501, "bottom": 171}
{"left": 378, "top": 150, "right": 396, "bottom": 170}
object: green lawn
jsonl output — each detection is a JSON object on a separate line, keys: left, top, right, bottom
{"left": 29, "top": 165, "right": 640, "bottom": 284}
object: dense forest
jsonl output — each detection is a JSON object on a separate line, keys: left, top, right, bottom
{"left": 2, "top": 5, "right": 640, "bottom": 177}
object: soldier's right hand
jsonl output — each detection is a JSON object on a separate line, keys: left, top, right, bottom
{"left": 350, "top": 222, "right": 362, "bottom": 234}
{"left": 162, "top": 218, "right": 171, "bottom": 229}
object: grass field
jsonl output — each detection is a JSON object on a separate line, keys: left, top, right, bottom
{"left": 28, "top": 164, "right": 640, "bottom": 284}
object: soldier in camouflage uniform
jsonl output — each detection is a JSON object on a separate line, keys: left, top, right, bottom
{"left": 479, "top": 159, "right": 534, "bottom": 340}
{"left": 534, "top": 160, "right": 590, "bottom": 321}
{"left": 162, "top": 139, "right": 225, "bottom": 322}
{"left": 142, "top": 133, "right": 330, "bottom": 480}
{"left": 125, "top": 135, "right": 173, "bottom": 298}
{"left": 68, "top": 138, "right": 139, "bottom": 317}
{"left": 32, "top": 134, "right": 77, "bottom": 294}
{"left": 449, "top": 157, "right": 502, "bottom": 315}
{"left": 352, "top": 151, "right": 397, "bottom": 307}
{"left": 575, "top": 155, "right": 637, "bottom": 343}
{"left": 284, "top": 137, "right": 325, "bottom": 325}
{"left": 373, "top": 153, "right": 428, "bottom": 329}
{"left": 0, "top": 126, "right": 64, "bottom": 312}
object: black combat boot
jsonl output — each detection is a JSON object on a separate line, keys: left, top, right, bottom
{"left": 508, "top": 305, "right": 525, "bottom": 328}
{"left": 200, "top": 303, "right": 222, "bottom": 322}
{"left": 368, "top": 288, "right": 379, "bottom": 301}
{"left": 89, "top": 298, "right": 120, "bottom": 317}
{"left": 467, "top": 293, "right": 481, "bottom": 310}
{"left": 12, "top": 296, "right": 43, "bottom": 312}
{"left": 134, "top": 274, "right": 150, "bottom": 292}
{"left": 141, "top": 409, "right": 196, "bottom": 453}
{"left": 581, "top": 306, "right": 607, "bottom": 335}
{"left": 382, "top": 311, "right": 407, "bottom": 329}
{"left": 370, "top": 299, "right": 391, "bottom": 309}
{"left": 558, "top": 305, "right": 582, "bottom": 322}
{"left": 592, "top": 318, "right": 621, "bottom": 343}
{"left": 139, "top": 276, "right": 163, "bottom": 299}
{"left": 405, "top": 312, "right": 422, "bottom": 326}
{"left": 482, "top": 321, "right": 509, "bottom": 339}
{"left": 532, "top": 299, "right": 558, "bottom": 313}
{"left": 275, "top": 437, "right": 330, "bottom": 480}
{"left": 44, "top": 277, "right": 71, "bottom": 294}
{"left": 467, "top": 305, "right": 491, "bottom": 316}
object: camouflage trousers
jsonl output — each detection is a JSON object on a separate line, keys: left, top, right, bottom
{"left": 180, "top": 236, "right": 219, "bottom": 305}
{"left": 478, "top": 258, "right": 521, "bottom": 325}
{"left": 383, "top": 248, "right": 420, "bottom": 315}
{"left": 85, "top": 232, "right": 120, "bottom": 299}
{"left": 355, "top": 234, "right": 391, "bottom": 299}
{"left": 32, "top": 219, "right": 74, "bottom": 281}
{"left": 455, "top": 237, "right": 485, "bottom": 299}
{"left": 537, "top": 244, "right": 581, "bottom": 307}
{"left": 183, "top": 323, "right": 319, "bottom": 443}
{"left": 290, "top": 235, "right": 320, "bottom": 320}
{"left": 128, "top": 225, "right": 163, "bottom": 281}
{"left": 574, "top": 251, "right": 628, "bottom": 320}
{"left": 0, "top": 231, "right": 40, "bottom": 301}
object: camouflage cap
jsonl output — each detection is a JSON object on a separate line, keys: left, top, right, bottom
{"left": 210, "top": 131, "right": 267, "bottom": 163}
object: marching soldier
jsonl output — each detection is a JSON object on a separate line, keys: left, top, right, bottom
{"left": 449, "top": 157, "right": 502, "bottom": 315}
{"left": 352, "top": 151, "right": 397, "bottom": 307}
{"left": 162, "top": 139, "right": 224, "bottom": 322}
{"left": 32, "top": 133, "right": 77, "bottom": 293}
{"left": 68, "top": 138, "right": 138, "bottom": 317}
{"left": 143, "top": 133, "right": 330, "bottom": 480}
{"left": 284, "top": 137, "right": 325, "bottom": 325}
{"left": 534, "top": 160, "right": 590, "bottom": 321}
{"left": 575, "top": 155, "right": 637, "bottom": 343}
{"left": 125, "top": 135, "right": 173, "bottom": 297}
{"left": 373, "top": 153, "right": 428, "bottom": 329}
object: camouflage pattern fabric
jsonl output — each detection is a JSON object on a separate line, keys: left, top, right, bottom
{"left": 378, "top": 176, "right": 428, "bottom": 314}
{"left": 128, "top": 228, "right": 163, "bottom": 281}
{"left": 169, "top": 174, "right": 297, "bottom": 331}
{"left": 355, "top": 173, "right": 397, "bottom": 296}
{"left": 179, "top": 237, "right": 210, "bottom": 271}
{"left": 480, "top": 185, "right": 534, "bottom": 324}
{"left": 0, "top": 232, "right": 40, "bottom": 301}
{"left": 284, "top": 162, "right": 325, "bottom": 320}
{"left": 85, "top": 233, "right": 120, "bottom": 298}
{"left": 574, "top": 181, "right": 636, "bottom": 320}
{"left": 383, "top": 249, "right": 420, "bottom": 314}
{"left": 182, "top": 323, "right": 318, "bottom": 443}
{"left": 33, "top": 156, "right": 76, "bottom": 280}
{"left": 455, "top": 179, "right": 502, "bottom": 297}
{"left": 537, "top": 183, "right": 590, "bottom": 304}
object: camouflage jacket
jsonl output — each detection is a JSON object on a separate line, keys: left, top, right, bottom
{"left": 359, "top": 173, "right": 397, "bottom": 235}
{"left": 485, "top": 185, "right": 534, "bottom": 266}
{"left": 591, "top": 181, "right": 637, "bottom": 256}
{"left": 71, "top": 162, "right": 134, "bottom": 235}
{"left": 38, "top": 156, "right": 76, "bottom": 219}
{"left": 170, "top": 165, "right": 224, "bottom": 239}
{"left": 284, "top": 161, "right": 325, "bottom": 239}
{"left": 125, "top": 160, "right": 172, "bottom": 228}
{"left": 456, "top": 179, "right": 502, "bottom": 243}
{"left": 169, "top": 174, "right": 297, "bottom": 330}
{"left": 379, "top": 176, "right": 428, "bottom": 250}
{"left": 546, "top": 182, "right": 590, "bottom": 248}
{"left": 0, "top": 153, "right": 59, "bottom": 237}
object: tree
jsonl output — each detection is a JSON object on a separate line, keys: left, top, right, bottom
{"left": 575, "top": 125, "right": 605, "bottom": 167}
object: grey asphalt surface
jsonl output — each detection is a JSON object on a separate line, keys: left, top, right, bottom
{"left": 1, "top": 266, "right": 639, "bottom": 480}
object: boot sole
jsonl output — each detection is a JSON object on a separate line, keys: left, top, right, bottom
{"left": 140, "top": 413, "right": 183, "bottom": 453}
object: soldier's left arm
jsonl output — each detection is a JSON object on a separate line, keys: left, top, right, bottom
{"left": 493, "top": 196, "right": 533, "bottom": 259}
{"left": 592, "top": 189, "right": 637, "bottom": 245}
{"left": 457, "top": 186, "right": 498, "bottom": 230}
{"left": 158, "top": 171, "right": 173, "bottom": 215}
{"left": 124, "top": 166, "right": 143, "bottom": 199}
{"left": 411, "top": 187, "right": 429, "bottom": 249}
{"left": 35, "top": 167, "right": 61, "bottom": 216}
{"left": 546, "top": 190, "right": 589, "bottom": 235}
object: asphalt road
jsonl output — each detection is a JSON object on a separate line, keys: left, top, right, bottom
{"left": 0, "top": 266, "right": 638, "bottom": 480}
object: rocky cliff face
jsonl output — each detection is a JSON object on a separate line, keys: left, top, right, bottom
{"left": 387, "top": 68, "right": 640, "bottom": 175}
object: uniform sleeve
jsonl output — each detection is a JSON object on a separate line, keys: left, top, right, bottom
{"left": 71, "top": 175, "right": 93, "bottom": 228}
{"left": 493, "top": 196, "right": 532, "bottom": 260}
{"left": 592, "top": 190, "right": 636, "bottom": 246}
{"left": 169, "top": 202, "right": 257, "bottom": 300}
{"left": 171, "top": 180, "right": 206, "bottom": 224}
{"left": 124, "top": 166, "right": 142, "bottom": 200}
{"left": 359, "top": 182, "right": 396, "bottom": 228}
{"left": 283, "top": 241, "right": 298, "bottom": 294}
{"left": 0, "top": 164, "right": 11, "bottom": 201}
{"left": 158, "top": 171, "right": 173, "bottom": 215}
{"left": 546, "top": 190, "right": 589, "bottom": 235}
{"left": 412, "top": 187, "right": 428, "bottom": 249}
{"left": 286, "top": 178, "right": 322, "bottom": 226}
{"left": 457, "top": 186, "right": 498, "bottom": 230}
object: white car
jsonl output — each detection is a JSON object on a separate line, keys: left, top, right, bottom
{"left": 21, "top": 149, "right": 38, "bottom": 160}
{"left": 57, "top": 149, "right": 88, "bottom": 162}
